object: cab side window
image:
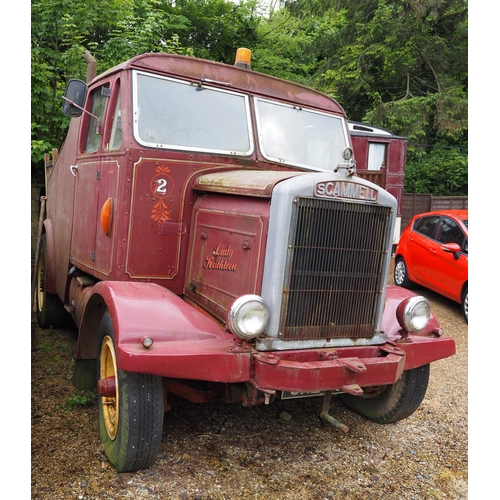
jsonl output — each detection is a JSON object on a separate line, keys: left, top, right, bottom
{"left": 108, "top": 86, "right": 122, "bottom": 151}
{"left": 85, "top": 84, "right": 110, "bottom": 153}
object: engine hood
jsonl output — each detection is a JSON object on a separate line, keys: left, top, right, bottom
{"left": 193, "top": 169, "right": 303, "bottom": 198}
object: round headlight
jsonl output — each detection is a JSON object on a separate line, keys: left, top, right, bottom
{"left": 396, "top": 296, "right": 430, "bottom": 333}
{"left": 227, "top": 295, "right": 269, "bottom": 340}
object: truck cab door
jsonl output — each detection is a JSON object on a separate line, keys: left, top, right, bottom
{"left": 70, "top": 78, "right": 121, "bottom": 277}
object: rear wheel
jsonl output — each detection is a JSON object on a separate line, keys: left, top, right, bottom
{"left": 97, "top": 312, "right": 164, "bottom": 472}
{"left": 339, "top": 364, "right": 430, "bottom": 423}
{"left": 394, "top": 256, "right": 413, "bottom": 289}
{"left": 36, "top": 234, "right": 66, "bottom": 328}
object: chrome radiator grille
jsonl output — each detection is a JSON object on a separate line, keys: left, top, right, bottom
{"left": 281, "top": 198, "right": 391, "bottom": 340}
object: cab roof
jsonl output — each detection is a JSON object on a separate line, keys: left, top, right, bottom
{"left": 93, "top": 52, "right": 346, "bottom": 116}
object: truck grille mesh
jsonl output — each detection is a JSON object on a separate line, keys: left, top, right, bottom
{"left": 281, "top": 198, "right": 391, "bottom": 340}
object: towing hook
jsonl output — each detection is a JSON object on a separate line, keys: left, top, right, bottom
{"left": 320, "top": 391, "right": 349, "bottom": 433}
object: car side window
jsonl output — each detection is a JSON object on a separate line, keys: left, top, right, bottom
{"left": 437, "top": 217, "right": 466, "bottom": 251}
{"left": 413, "top": 216, "right": 440, "bottom": 238}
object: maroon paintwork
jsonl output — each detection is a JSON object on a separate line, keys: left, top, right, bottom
{"left": 350, "top": 123, "right": 407, "bottom": 217}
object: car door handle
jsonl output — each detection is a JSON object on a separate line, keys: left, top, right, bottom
{"left": 70, "top": 164, "right": 78, "bottom": 176}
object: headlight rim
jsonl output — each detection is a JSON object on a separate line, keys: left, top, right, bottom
{"left": 227, "top": 294, "right": 270, "bottom": 340}
{"left": 396, "top": 295, "right": 431, "bottom": 333}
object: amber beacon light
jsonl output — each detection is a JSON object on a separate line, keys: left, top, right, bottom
{"left": 234, "top": 48, "right": 252, "bottom": 69}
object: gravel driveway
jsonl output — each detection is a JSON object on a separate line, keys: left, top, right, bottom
{"left": 31, "top": 261, "right": 468, "bottom": 499}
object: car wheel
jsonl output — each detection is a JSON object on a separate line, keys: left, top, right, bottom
{"left": 339, "top": 364, "right": 430, "bottom": 423}
{"left": 394, "top": 257, "right": 413, "bottom": 289}
{"left": 97, "top": 311, "right": 164, "bottom": 472}
{"left": 36, "top": 234, "right": 67, "bottom": 329}
{"left": 462, "top": 285, "right": 468, "bottom": 324}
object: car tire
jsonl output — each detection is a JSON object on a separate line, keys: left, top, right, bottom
{"left": 339, "top": 364, "right": 430, "bottom": 423}
{"left": 462, "top": 285, "right": 468, "bottom": 324}
{"left": 394, "top": 257, "right": 413, "bottom": 289}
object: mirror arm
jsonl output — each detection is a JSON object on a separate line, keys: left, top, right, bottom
{"left": 62, "top": 96, "right": 102, "bottom": 134}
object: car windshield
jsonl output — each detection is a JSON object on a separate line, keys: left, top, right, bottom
{"left": 133, "top": 71, "right": 253, "bottom": 155}
{"left": 254, "top": 98, "right": 350, "bottom": 171}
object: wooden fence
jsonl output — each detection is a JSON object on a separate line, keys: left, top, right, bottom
{"left": 401, "top": 194, "right": 468, "bottom": 230}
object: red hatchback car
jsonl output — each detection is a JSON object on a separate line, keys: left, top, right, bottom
{"left": 394, "top": 209, "right": 468, "bottom": 323}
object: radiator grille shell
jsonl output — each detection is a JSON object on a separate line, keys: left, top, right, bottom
{"left": 280, "top": 198, "right": 392, "bottom": 340}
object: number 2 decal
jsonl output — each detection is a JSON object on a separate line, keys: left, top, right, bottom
{"left": 155, "top": 177, "right": 168, "bottom": 195}
{"left": 150, "top": 172, "right": 174, "bottom": 199}
{"left": 150, "top": 165, "right": 174, "bottom": 225}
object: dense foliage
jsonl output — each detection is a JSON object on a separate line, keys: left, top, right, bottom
{"left": 31, "top": 0, "right": 467, "bottom": 195}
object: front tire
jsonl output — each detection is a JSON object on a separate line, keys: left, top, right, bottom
{"left": 339, "top": 364, "right": 430, "bottom": 423}
{"left": 36, "top": 234, "right": 66, "bottom": 328}
{"left": 98, "top": 312, "right": 164, "bottom": 472}
{"left": 394, "top": 256, "right": 413, "bottom": 289}
{"left": 462, "top": 285, "right": 468, "bottom": 324}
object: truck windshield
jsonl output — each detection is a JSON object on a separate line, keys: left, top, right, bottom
{"left": 255, "top": 98, "right": 349, "bottom": 171}
{"left": 133, "top": 71, "right": 253, "bottom": 155}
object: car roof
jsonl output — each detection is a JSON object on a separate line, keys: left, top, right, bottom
{"left": 411, "top": 210, "right": 468, "bottom": 229}
{"left": 413, "top": 210, "right": 467, "bottom": 219}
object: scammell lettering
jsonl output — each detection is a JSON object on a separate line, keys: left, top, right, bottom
{"left": 315, "top": 180, "right": 378, "bottom": 202}
{"left": 34, "top": 47, "right": 455, "bottom": 473}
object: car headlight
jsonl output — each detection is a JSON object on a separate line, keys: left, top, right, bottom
{"left": 227, "top": 295, "right": 269, "bottom": 340}
{"left": 396, "top": 296, "right": 430, "bottom": 333}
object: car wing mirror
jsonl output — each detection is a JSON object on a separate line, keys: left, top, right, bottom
{"left": 441, "top": 242, "right": 462, "bottom": 260}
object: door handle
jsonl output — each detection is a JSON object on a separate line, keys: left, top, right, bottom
{"left": 70, "top": 164, "right": 78, "bottom": 176}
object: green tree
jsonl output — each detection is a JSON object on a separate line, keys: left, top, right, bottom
{"left": 251, "top": 5, "right": 321, "bottom": 84}
{"left": 267, "top": 0, "right": 468, "bottom": 195}
{"left": 404, "top": 147, "right": 467, "bottom": 196}
{"left": 31, "top": 0, "right": 192, "bottom": 179}
{"left": 165, "top": 0, "right": 262, "bottom": 63}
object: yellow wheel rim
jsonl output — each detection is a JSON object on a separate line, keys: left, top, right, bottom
{"left": 100, "top": 335, "right": 119, "bottom": 440}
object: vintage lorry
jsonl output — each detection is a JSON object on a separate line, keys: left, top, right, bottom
{"left": 36, "top": 48, "right": 455, "bottom": 472}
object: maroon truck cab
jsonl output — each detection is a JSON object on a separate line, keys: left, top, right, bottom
{"left": 36, "top": 49, "right": 455, "bottom": 472}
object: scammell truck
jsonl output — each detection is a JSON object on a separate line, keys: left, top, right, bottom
{"left": 35, "top": 48, "right": 456, "bottom": 472}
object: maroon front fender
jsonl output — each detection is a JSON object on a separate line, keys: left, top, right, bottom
{"left": 86, "top": 281, "right": 251, "bottom": 382}
{"left": 382, "top": 285, "right": 441, "bottom": 337}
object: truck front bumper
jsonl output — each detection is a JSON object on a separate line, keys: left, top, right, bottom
{"left": 117, "top": 333, "right": 455, "bottom": 393}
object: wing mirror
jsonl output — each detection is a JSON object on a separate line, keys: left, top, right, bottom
{"left": 441, "top": 242, "right": 462, "bottom": 260}
{"left": 62, "top": 79, "right": 88, "bottom": 117}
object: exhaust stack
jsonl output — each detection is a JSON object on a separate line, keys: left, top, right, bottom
{"left": 85, "top": 50, "right": 97, "bottom": 83}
